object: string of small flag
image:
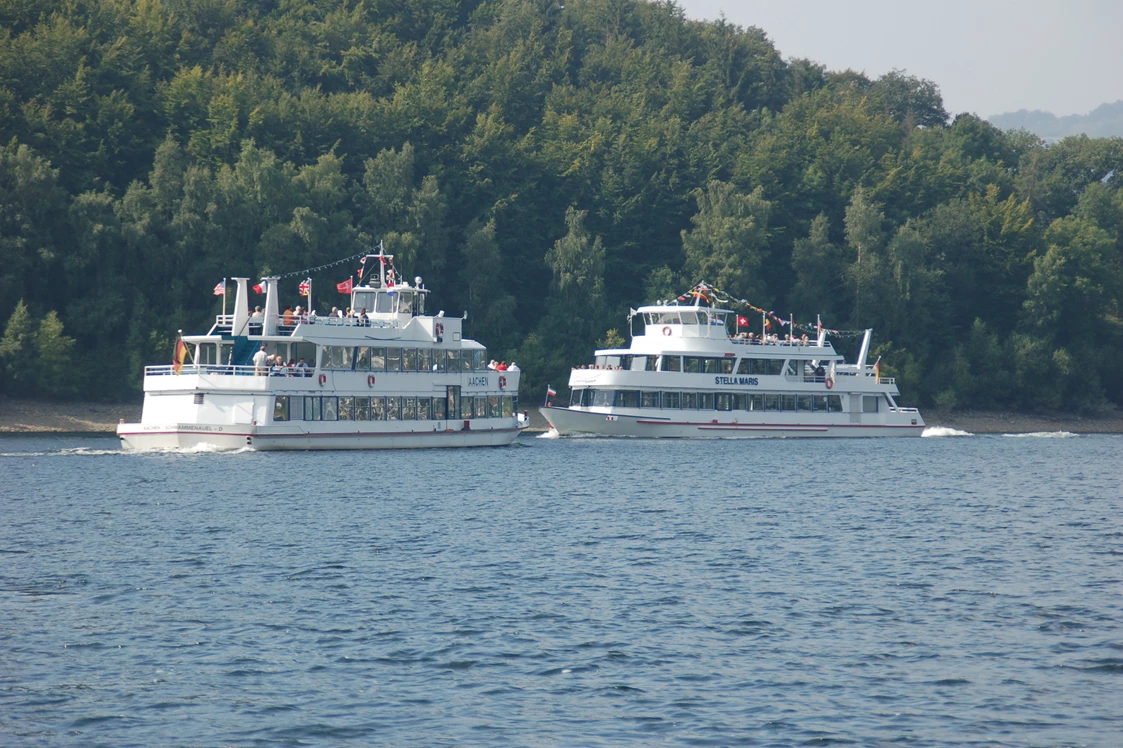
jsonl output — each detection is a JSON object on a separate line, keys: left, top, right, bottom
{"left": 212, "top": 244, "right": 398, "bottom": 299}
{"left": 679, "top": 282, "right": 867, "bottom": 338}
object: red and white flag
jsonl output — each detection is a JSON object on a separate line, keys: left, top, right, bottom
{"left": 213, "top": 280, "right": 226, "bottom": 296}
{"left": 546, "top": 386, "right": 557, "bottom": 397}
{"left": 252, "top": 283, "right": 264, "bottom": 294}
{"left": 736, "top": 315, "right": 748, "bottom": 327}
{"left": 336, "top": 278, "right": 353, "bottom": 294}
{"left": 298, "top": 279, "right": 311, "bottom": 296}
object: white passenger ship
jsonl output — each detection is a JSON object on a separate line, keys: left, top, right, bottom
{"left": 542, "top": 285, "right": 924, "bottom": 438}
{"left": 118, "top": 252, "right": 526, "bottom": 450}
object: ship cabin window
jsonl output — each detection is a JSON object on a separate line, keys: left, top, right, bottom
{"left": 682, "top": 392, "right": 698, "bottom": 409}
{"left": 678, "top": 311, "right": 698, "bottom": 325}
{"left": 646, "top": 356, "right": 658, "bottom": 371}
{"left": 338, "top": 397, "right": 354, "bottom": 421}
{"left": 715, "top": 393, "right": 731, "bottom": 411}
{"left": 322, "top": 346, "right": 353, "bottom": 370}
{"left": 395, "top": 292, "right": 418, "bottom": 316}
{"left": 197, "top": 343, "right": 217, "bottom": 365}
{"left": 641, "top": 391, "right": 660, "bottom": 408}
{"left": 273, "top": 396, "right": 289, "bottom": 421}
{"left": 322, "top": 397, "right": 339, "bottom": 421}
{"left": 617, "top": 390, "right": 640, "bottom": 408}
{"left": 375, "top": 292, "right": 394, "bottom": 314}
{"left": 595, "top": 355, "right": 622, "bottom": 369}
{"left": 737, "top": 357, "right": 785, "bottom": 376}
{"left": 660, "top": 356, "right": 681, "bottom": 372}
{"left": 353, "top": 291, "right": 375, "bottom": 315}
{"left": 592, "top": 389, "right": 614, "bottom": 407}
{"left": 644, "top": 311, "right": 680, "bottom": 326}
{"left": 370, "top": 347, "right": 387, "bottom": 371}
{"left": 662, "top": 391, "right": 680, "bottom": 408}
{"left": 403, "top": 348, "right": 419, "bottom": 371}
{"left": 433, "top": 349, "right": 447, "bottom": 372}
{"left": 387, "top": 347, "right": 403, "bottom": 371}
{"left": 446, "top": 349, "right": 460, "bottom": 371}
{"left": 863, "top": 395, "right": 880, "bottom": 413}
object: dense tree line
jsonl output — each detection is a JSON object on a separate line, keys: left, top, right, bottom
{"left": 1, "top": 0, "right": 1122, "bottom": 411}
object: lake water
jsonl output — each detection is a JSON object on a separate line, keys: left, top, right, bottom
{"left": 1, "top": 431, "right": 1121, "bottom": 746}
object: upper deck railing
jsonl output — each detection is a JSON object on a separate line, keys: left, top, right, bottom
{"left": 209, "top": 313, "right": 400, "bottom": 335}
{"left": 146, "top": 364, "right": 313, "bottom": 377}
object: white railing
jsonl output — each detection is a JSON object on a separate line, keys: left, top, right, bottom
{"left": 729, "top": 337, "right": 826, "bottom": 348}
{"left": 211, "top": 313, "right": 400, "bottom": 334}
{"left": 146, "top": 364, "right": 314, "bottom": 377}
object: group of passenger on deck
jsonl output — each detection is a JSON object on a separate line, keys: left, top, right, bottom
{"left": 487, "top": 360, "right": 519, "bottom": 371}
{"left": 253, "top": 345, "right": 310, "bottom": 376}
{"left": 733, "top": 332, "right": 811, "bottom": 346}
{"left": 248, "top": 305, "right": 372, "bottom": 329}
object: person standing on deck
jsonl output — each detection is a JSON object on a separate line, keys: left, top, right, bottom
{"left": 253, "top": 345, "right": 268, "bottom": 375}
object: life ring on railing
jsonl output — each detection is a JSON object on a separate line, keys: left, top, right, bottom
{"left": 367, "top": 374, "right": 376, "bottom": 387}
{"left": 499, "top": 375, "right": 507, "bottom": 390}
{"left": 435, "top": 322, "right": 444, "bottom": 336}
{"left": 662, "top": 326, "right": 672, "bottom": 336}
{"left": 318, "top": 373, "right": 327, "bottom": 387}
{"left": 825, "top": 376, "right": 834, "bottom": 390}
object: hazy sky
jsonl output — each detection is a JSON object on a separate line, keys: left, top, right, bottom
{"left": 674, "top": 0, "right": 1123, "bottom": 118}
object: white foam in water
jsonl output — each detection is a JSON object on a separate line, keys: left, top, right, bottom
{"left": 537, "top": 428, "right": 561, "bottom": 439}
{"left": 1002, "top": 431, "right": 1077, "bottom": 438}
{"left": 921, "top": 426, "right": 973, "bottom": 437}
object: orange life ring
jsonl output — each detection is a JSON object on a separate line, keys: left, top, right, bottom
{"left": 367, "top": 374, "right": 376, "bottom": 387}
{"left": 318, "top": 373, "right": 327, "bottom": 387}
{"left": 499, "top": 375, "right": 507, "bottom": 389}
{"left": 825, "top": 376, "right": 834, "bottom": 390}
{"left": 662, "top": 326, "right": 671, "bottom": 336}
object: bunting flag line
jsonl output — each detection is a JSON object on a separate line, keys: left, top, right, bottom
{"left": 680, "top": 281, "right": 868, "bottom": 338}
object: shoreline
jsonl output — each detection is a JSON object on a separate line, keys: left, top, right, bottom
{"left": 1, "top": 397, "right": 1120, "bottom": 435}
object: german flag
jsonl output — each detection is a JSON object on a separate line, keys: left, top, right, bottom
{"left": 173, "top": 339, "right": 189, "bottom": 374}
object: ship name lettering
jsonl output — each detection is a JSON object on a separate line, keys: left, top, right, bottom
{"left": 714, "top": 376, "right": 759, "bottom": 386}
{"left": 467, "top": 376, "right": 489, "bottom": 387}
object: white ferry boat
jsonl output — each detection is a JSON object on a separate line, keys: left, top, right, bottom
{"left": 542, "top": 285, "right": 923, "bottom": 438}
{"left": 118, "top": 251, "right": 526, "bottom": 450}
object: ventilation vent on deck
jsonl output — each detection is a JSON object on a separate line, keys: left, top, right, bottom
{"left": 193, "top": 393, "right": 204, "bottom": 405}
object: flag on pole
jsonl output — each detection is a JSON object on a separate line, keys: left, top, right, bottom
{"left": 173, "top": 339, "right": 189, "bottom": 374}
{"left": 213, "top": 280, "right": 226, "bottom": 296}
{"left": 546, "top": 386, "right": 557, "bottom": 397}
{"left": 298, "top": 279, "right": 311, "bottom": 296}
{"left": 736, "top": 315, "right": 749, "bottom": 328}
{"left": 252, "top": 283, "right": 264, "bottom": 294}
{"left": 336, "top": 278, "right": 353, "bottom": 294}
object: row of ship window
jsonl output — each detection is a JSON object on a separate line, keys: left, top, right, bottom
{"left": 273, "top": 394, "right": 518, "bottom": 422}
{"left": 594, "top": 354, "right": 797, "bottom": 376}
{"left": 321, "top": 346, "right": 489, "bottom": 372}
{"left": 572, "top": 389, "right": 851, "bottom": 412}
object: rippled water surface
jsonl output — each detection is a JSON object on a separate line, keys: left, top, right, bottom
{"left": 2, "top": 432, "right": 1121, "bottom": 746}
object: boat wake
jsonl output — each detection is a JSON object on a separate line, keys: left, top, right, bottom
{"left": 921, "top": 426, "right": 973, "bottom": 437}
{"left": 1002, "top": 431, "right": 1077, "bottom": 438}
{"left": 0, "top": 445, "right": 257, "bottom": 457}
{"left": 536, "top": 428, "right": 561, "bottom": 439}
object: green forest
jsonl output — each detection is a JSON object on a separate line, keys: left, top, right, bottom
{"left": 2, "top": 0, "right": 1122, "bottom": 412}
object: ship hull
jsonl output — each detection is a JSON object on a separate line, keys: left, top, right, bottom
{"left": 117, "top": 422, "right": 524, "bottom": 451}
{"left": 541, "top": 406, "right": 924, "bottom": 438}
